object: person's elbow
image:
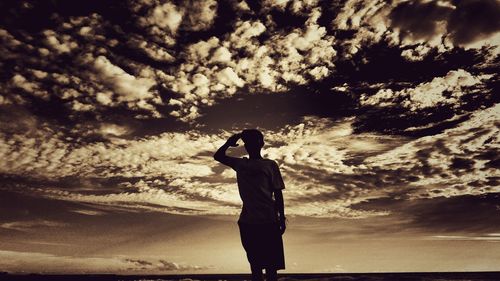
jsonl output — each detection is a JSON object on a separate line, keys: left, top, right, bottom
{"left": 213, "top": 152, "right": 223, "bottom": 162}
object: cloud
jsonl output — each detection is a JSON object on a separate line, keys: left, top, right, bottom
{"left": 2, "top": 104, "right": 496, "bottom": 220}
{"left": 10, "top": 74, "right": 49, "bottom": 100}
{"left": 264, "top": 118, "right": 357, "bottom": 173}
{"left": 255, "top": 118, "right": 404, "bottom": 218}
{"left": 0, "top": 116, "right": 393, "bottom": 219}
{"left": 0, "top": 0, "right": 497, "bottom": 124}
{"left": 129, "top": 39, "right": 176, "bottom": 62}
{"left": 126, "top": 258, "right": 209, "bottom": 272}
{"left": 98, "top": 123, "right": 131, "bottom": 138}
{"left": 0, "top": 11, "right": 170, "bottom": 120}
{"left": 151, "top": 2, "right": 183, "bottom": 33}
{"left": 389, "top": 0, "right": 454, "bottom": 43}
{"left": 360, "top": 69, "right": 491, "bottom": 111}
{"left": 42, "top": 29, "right": 78, "bottom": 54}
{"left": 259, "top": 105, "right": 498, "bottom": 217}
{"left": 181, "top": 0, "right": 218, "bottom": 32}
{"left": 0, "top": 220, "right": 67, "bottom": 232}
{"left": 71, "top": 209, "right": 105, "bottom": 216}
{"left": 211, "top": 46, "right": 232, "bottom": 63}
{"left": 447, "top": 0, "right": 500, "bottom": 54}
{"left": 0, "top": 127, "right": 221, "bottom": 179}
{"left": 216, "top": 67, "right": 245, "bottom": 87}
{"left": 162, "top": 7, "right": 337, "bottom": 120}
{"left": 332, "top": 0, "right": 394, "bottom": 56}
{"left": 131, "top": 0, "right": 218, "bottom": 48}
{"left": 0, "top": 0, "right": 498, "bottom": 224}
{"left": 365, "top": 104, "right": 500, "bottom": 199}
{"left": 0, "top": 250, "right": 207, "bottom": 273}
{"left": 333, "top": 0, "right": 499, "bottom": 62}
{"left": 28, "top": 177, "right": 241, "bottom": 216}
{"left": 0, "top": 28, "right": 24, "bottom": 60}
{"left": 429, "top": 235, "right": 500, "bottom": 242}
{"left": 92, "top": 56, "right": 156, "bottom": 102}
{"left": 0, "top": 126, "right": 243, "bottom": 215}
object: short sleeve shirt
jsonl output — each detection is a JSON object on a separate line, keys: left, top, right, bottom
{"left": 230, "top": 157, "right": 285, "bottom": 224}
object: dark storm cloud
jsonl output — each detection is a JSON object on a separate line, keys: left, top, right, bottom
{"left": 0, "top": 0, "right": 336, "bottom": 122}
{"left": 448, "top": 0, "right": 500, "bottom": 45}
{"left": 390, "top": 0, "right": 454, "bottom": 42}
{"left": 389, "top": 0, "right": 500, "bottom": 46}
{"left": 0, "top": 0, "right": 497, "bottom": 127}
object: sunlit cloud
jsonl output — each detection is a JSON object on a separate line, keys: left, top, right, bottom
{"left": 0, "top": 250, "right": 209, "bottom": 274}
{"left": 429, "top": 235, "right": 500, "bottom": 242}
{"left": 0, "top": 220, "right": 67, "bottom": 232}
{"left": 360, "top": 69, "right": 493, "bottom": 111}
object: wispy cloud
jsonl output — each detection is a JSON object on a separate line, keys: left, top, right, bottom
{"left": 0, "top": 220, "right": 67, "bottom": 232}
{"left": 0, "top": 250, "right": 209, "bottom": 273}
{"left": 430, "top": 234, "right": 500, "bottom": 242}
{"left": 70, "top": 209, "right": 106, "bottom": 216}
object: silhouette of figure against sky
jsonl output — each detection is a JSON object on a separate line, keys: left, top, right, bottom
{"left": 214, "top": 129, "right": 286, "bottom": 281}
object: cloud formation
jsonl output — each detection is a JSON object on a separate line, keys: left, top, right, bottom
{"left": 360, "top": 69, "right": 492, "bottom": 111}
{"left": 0, "top": 0, "right": 498, "bottom": 274}
{"left": 2, "top": 104, "right": 497, "bottom": 220}
{"left": 0, "top": 0, "right": 498, "bottom": 232}
{"left": 0, "top": 0, "right": 497, "bottom": 123}
{"left": 333, "top": 0, "right": 500, "bottom": 62}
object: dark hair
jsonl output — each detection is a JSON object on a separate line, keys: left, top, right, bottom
{"left": 241, "top": 129, "right": 264, "bottom": 147}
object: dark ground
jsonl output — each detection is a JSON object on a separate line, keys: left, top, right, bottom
{"left": 2, "top": 272, "right": 500, "bottom": 281}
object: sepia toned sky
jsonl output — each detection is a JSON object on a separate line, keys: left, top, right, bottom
{"left": 0, "top": 0, "right": 499, "bottom": 274}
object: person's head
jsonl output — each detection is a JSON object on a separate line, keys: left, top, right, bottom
{"left": 241, "top": 129, "right": 264, "bottom": 155}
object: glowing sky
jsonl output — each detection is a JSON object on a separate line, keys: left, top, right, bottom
{"left": 0, "top": 0, "right": 499, "bottom": 274}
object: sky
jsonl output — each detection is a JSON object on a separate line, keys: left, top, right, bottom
{"left": 0, "top": 0, "right": 499, "bottom": 274}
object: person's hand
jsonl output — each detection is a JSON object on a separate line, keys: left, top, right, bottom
{"left": 226, "top": 133, "right": 241, "bottom": 147}
{"left": 279, "top": 216, "right": 287, "bottom": 235}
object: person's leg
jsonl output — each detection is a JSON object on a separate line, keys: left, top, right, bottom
{"left": 251, "top": 264, "right": 264, "bottom": 281}
{"left": 265, "top": 267, "right": 277, "bottom": 281}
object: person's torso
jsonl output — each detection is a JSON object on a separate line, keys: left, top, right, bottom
{"left": 236, "top": 158, "right": 278, "bottom": 224}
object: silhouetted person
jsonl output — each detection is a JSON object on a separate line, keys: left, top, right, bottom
{"left": 214, "top": 129, "right": 286, "bottom": 281}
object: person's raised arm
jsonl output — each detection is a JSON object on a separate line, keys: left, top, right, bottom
{"left": 214, "top": 134, "right": 242, "bottom": 169}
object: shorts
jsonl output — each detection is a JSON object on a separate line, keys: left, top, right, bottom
{"left": 238, "top": 221, "right": 285, "bottom": 270}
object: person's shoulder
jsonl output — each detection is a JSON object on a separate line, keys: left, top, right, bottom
{"left": 238, "top": 156, "right": 249, "bottom": 163}
{"left": 263, "top": 158, "right": 279, "bottom": 166}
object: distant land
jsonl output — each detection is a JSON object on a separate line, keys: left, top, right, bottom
{"left": 2, "top": 272, "right": 500, "bottom": 281}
